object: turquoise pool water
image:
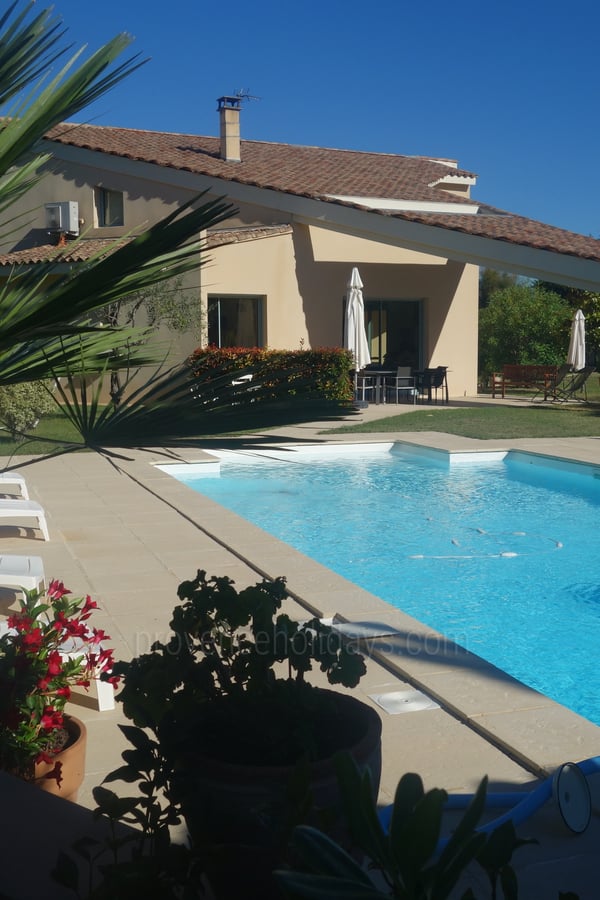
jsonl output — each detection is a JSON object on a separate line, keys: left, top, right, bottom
{"left": 164, "top": 444, "right": 600, "bottom": 726}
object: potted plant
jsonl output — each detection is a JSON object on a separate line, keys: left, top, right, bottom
{"left": 106, "top": 569, "right": 382, "bottom": 899}
{"left": 0, "top": 579, "right": 118, "bottom": 800}
{"left": 275, "top": 755, "right": 540, "bottom": 900}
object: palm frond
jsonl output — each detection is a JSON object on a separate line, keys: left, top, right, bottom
{"left": 0, "top": 3, "right": 146, "bottom": 251}
{"left": 0, "top": 2, "right": 68, "bottom": 108}
{"left": 0, "top": 155, "right": 50, "bottom": 226}
{"left": 0, "top": 192, "right": 234, "bottom": 351}
{"left": 0, "top": 32, "right": 146, "bottom": 178}
{"left": 0, "top": 5, "right": 350, "bottom": 461}
{"left": 0, "top": 327, "right": 162, "bottom": 386}
{"left": 10, "top": 359, "right": 351, "bottom": 458}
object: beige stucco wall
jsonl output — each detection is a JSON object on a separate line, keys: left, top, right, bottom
{"left": 15, "top": 155, "right": 285, "bottom": 243}
{"left": 2, "top": 157, "right": 189, "bottom": 249}
{"left": 206, "top": 225, "right": 479, "bottom": 397}
{"left": 308, "top": 226, "right": 448, "bottom": 265}
{"left": 201, "top": 231, "right": 307, "bottom": 348}
{"left": 2, "top": 154, "right": 480, "bottom": 398}
{"left": 422, "top": 261, "right": 479, "bottom": 397}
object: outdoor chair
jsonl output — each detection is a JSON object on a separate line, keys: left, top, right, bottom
{"left": 531, "top": 364, "right": 572, "bottom": 402}
{"left": 415, "top": 366, "right": 448, "bottom": 404}
{"left": 385, "top": 367, "right": 416, "bottom": 404}
{"left": 551, "top": 366, "right": 595, "bottom": 402}
{"left": 355, "top": 371, "right": 375, "bottom": 403}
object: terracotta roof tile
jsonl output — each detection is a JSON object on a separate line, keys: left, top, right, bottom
{"left": 44, "top": 123, "right": 475, "bottom": 206}
{"left": 389, "top": 206, "right": 600, "bottom": 261}
{"left": 35, "top": 123, "right": 600, "bottom": 264}
{"left": 0, "top": 239, "right": 119, "bottom": 266}
{"left": 206, "top": 225, "right": 292, "bottom": 247}
{"left": 0, "top": 227, "right": 290, "bottom": 266}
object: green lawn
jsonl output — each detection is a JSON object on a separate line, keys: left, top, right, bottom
{"left": 2, "top": 398, "right": 600, "bottom": 456}
{"left": 324, "top": 404, "right": 600, "bottom": 439}
{"left": 0, "top": 414, "right": 84, "bottom": 457}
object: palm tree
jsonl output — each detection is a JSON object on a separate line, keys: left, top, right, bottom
{"left": 0, "top": 2, "right": 349, "bottom": 461}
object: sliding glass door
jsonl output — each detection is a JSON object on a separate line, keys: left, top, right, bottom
{"left": 364, "top": 299, "right": 422, "bottom": 369}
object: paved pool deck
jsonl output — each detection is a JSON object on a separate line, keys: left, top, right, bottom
{"left": 1, "top": 397, "right": 600, "bottom": 897}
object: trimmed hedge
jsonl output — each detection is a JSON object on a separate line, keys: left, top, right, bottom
{"left": 188, "top": 347, "right": 354, "bottom": 402}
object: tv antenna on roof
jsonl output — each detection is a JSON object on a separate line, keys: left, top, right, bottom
{"left": 233, "top": 88, "right": 261, "bottom": 104}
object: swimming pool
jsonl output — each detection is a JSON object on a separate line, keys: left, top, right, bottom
{"left": 161, "top": 444, "right": 600, "bottom": 726}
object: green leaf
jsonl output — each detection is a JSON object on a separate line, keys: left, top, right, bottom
{"left": 395, "top": 788, "right": 446, "bottom": 872}
{"left": 389, "top": 772, "right": 426, "bottom": 837}
{"left": 433, "top": 832, "right": 487, "bottom": 899}
{"left": 499, "top": 864, "right": 519, "bottom": 900}
{"left": 476, "top": 820, "right": 528, "bottom": 872}
{"left": 334, "top": 754, "right": 393, "bottom": 871}
{"left": 436, "top": 777, "right": 488, "bottom": 872}
{"left": 289, "top": 825, "right": 374, "bottom": 883}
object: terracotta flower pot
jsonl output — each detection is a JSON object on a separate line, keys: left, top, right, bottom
{"left": 34, "top": 714, "right": 87, "bottom": 803}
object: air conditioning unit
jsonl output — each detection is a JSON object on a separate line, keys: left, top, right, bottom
{"left": 45, "top": 201, "right": 79, "bottom": 236}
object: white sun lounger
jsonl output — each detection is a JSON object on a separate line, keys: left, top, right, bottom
{"left": 0, "top": 555, "right": 45, "bottom": 592}
{"left": 0, "top": 473, "right": 29, "bottom": 500}
{"left": 0, "top": 499, "right": 49, "bottom": 541}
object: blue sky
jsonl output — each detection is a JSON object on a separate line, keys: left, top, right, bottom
{"left": 54, "top": 0, "right": 600, "bottom": 237}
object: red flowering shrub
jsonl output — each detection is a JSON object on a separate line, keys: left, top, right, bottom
{"left": 188, "top": 346, "right": 354, "bottom": 402}
{"left": 0, "top": 580, "right": 118, "bottom": 782}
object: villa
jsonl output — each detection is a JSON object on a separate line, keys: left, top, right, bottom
{"left": 2, "top": 96, "right": 600, "bottom": 397}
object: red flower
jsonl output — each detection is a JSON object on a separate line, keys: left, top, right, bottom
{"left": 90, "top": 628, "right": 108, "bottom": 644}
{"left": 8, "top": 613, "right": 33, "bottom": 632}
{"left": 53, "top": 611, "right": 87, "bottom": 638}
{"left": 79, "top": 596, "right": 99, "bottom": 620}
{"left": 0, "top": 580, "right": 115, "bottom": 782}
{"left": 47, "top": 580, "right": 70, "bottom": 601}
{"left": 40, "top": 708, "right": 63, "bottom": 730}
{"left": 21, "top": 627, "right": 43, "bottom": 653}
{"left": 46, "top": 651, "right": 63, "bottom": 677}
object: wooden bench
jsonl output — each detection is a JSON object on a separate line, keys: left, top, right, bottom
{"left": 491, "top": 364, "right": 558, "bottom": 399}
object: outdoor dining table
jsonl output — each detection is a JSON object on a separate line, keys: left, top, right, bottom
{"left": 363, "top": 370, "right": 394, "bottom": 404}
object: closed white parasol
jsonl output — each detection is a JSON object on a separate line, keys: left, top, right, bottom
{"left": 567, "top": 308, "right": 586, "bottom": 371}
{"left": 344, "top": 268, "right": 371, "bottom": 396}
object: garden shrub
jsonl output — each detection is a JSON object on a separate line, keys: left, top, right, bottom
{"left": 0, "top": 382, "right": 55, "bottom": 439}
{"left": 479, "top": 283, "right": 571, "bottom": 382}
{"left": 188, "top": 346, "right": 354, "bottom": 402}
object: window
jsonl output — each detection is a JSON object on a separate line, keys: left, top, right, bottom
{"left": 364, "top": 299, "right": 422, "bottom": 369}
{"left": 207, "top": 295, "right": 263, "bottom": 347}
{"left": 94, "top": 187, "right": 124, "bottom": 227}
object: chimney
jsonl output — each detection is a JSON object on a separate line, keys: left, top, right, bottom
{"left": 217, "top": 95, "right": 242, "bottom": 162}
